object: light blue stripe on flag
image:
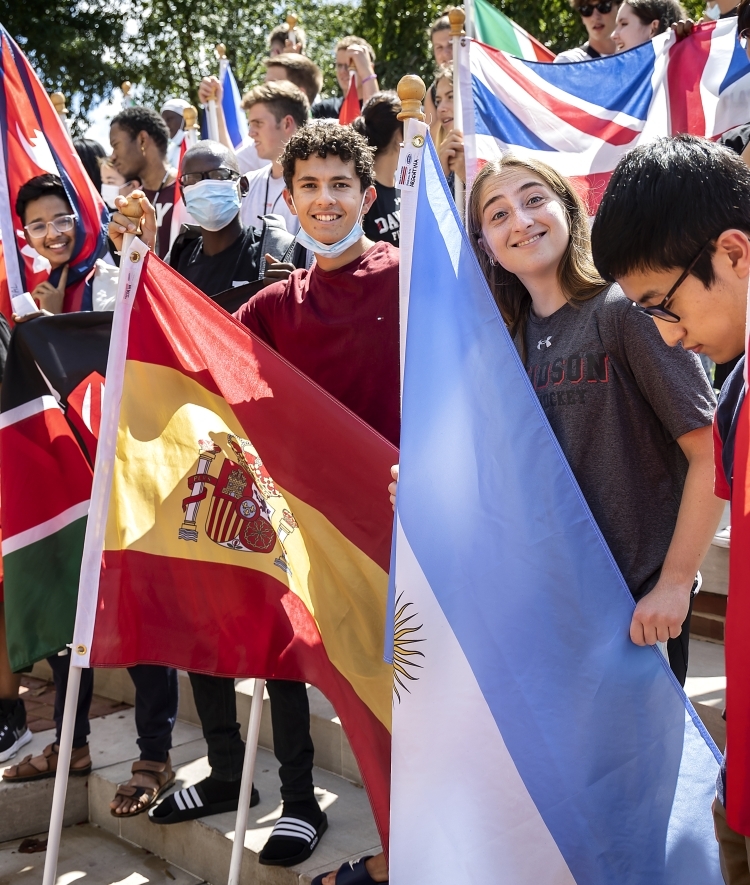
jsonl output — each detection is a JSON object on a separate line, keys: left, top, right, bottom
{"left": 390, "top": 135, "right": 722, "bottom": 884}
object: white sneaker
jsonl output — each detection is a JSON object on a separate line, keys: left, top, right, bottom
{"left": 712, "top": 526, "right": 731, "bottom": 548}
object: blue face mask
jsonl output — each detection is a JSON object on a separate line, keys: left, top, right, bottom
{"left": 292, "top": 194, "right": 367, "bottom": 258}
{"left": 183, "top": 178, "right": 241, "bottom": 231}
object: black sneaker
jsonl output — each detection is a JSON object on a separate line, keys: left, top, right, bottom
{"left": 0, "top": 700, "right": 32, "bottom": 763}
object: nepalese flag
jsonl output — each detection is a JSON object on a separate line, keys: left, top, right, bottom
{"left": 0, "top": 25, "right": 108, "bottom": 318}
{"left": 458, "top": 19, "right": 750, "bottom": 212}
{"left": 472, "top": 0, "right": 555, "bottom": 61}
{"left": 339, "top": 72, "right": 360, "bottom": 125}
{"left": 389, "top": 133, "right": 723, "bottom": 883}
{"left": 69, "top": 248, "right": 395, "bottom": 847}
{"left": 0, "top": 313, "right": 109, "bottom": 670}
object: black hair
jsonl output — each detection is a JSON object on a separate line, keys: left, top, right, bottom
{"left": 739, "top": 0, "right": 750, "bottom": 34}
{"left": 110, "top": 106, "right": 170, "bottom": 155}
{"left": 352, "top": 91, "right": 403, "bottom": 153}
{"left": 73, "top": 138, "right": 107, "bottom": 194}
{"left": 622, "top": 0, "right": 686, "bottom": 33}
{"left": 281, "top": 121, "right": 375, "bottom": 191}
{"left": 591, "top": 134, "right": 750, "bottom": 286}
{"left": 16, "top": 173, "right": 70, "bottom": 222}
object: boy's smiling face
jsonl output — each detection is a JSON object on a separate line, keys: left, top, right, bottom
{"left": 616, "top": 230, "right": 750, "bottom": 364}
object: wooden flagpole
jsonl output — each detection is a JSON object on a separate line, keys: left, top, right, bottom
{"left": 449, "top": 7, "right": 466, "bottom": 222}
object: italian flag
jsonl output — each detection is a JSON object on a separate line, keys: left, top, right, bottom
{"left": 0, "top": 313, "right": 110, "bottom": 670}
{"left": 473, "top": 0, "right": 556, "bottom": 61}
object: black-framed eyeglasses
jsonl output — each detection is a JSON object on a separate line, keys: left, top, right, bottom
{"left": 634, "top": 240, "right": 712, "bottom": 324}
{"left": 579, "top": 1, "right": 614, "bottom": 16}
{"left": 178, "top": 168, "right": 240, "bottom": 188}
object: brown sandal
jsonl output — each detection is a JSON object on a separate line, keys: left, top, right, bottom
{"left": 110, "top": 757, "right": 175, "bottom": 818}
{"left": 2, "top": 742, "right": 91, "bottom": 782}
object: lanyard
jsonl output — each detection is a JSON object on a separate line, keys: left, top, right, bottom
{"left": 263, "top": 172, "right": 284, "bottom": 218}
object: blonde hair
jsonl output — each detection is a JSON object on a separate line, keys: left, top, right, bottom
{"left": 467, "top": 156, "right": 606, "bottom": 359}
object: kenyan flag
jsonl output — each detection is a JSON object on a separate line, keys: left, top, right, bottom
{"left": 0, "top": 313, "right": 110, "bottom": 670}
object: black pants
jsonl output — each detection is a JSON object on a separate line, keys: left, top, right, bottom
{"left": 49, "top": 653, "right": 178, "bottom": 761}
{"left": 666, "top": 594, "right": 695, "bottom": 688}
{"left": 188, "top": 672, "right": 315, "bottom": 803}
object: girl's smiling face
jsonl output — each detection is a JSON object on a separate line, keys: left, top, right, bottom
{"left": 434, "top": 77, "right": 454, "bottom": 131}
{"left": 23, "top": 194, "right": 75, "bottom": 268}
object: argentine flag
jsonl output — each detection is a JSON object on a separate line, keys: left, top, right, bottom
{"left": 390, "top": 132, "right": 723, "bottom": 883}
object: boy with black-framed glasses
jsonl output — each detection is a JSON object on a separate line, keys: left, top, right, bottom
{"left": 592, "top": 133, "right": 750, "bottom": 884}
{"left": 555, "top": 0, "right": 618, "bottom": 61}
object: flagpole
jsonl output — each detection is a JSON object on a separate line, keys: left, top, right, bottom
{"left": 227, "top": 678, "right": 266, "bottom": 885}
{"left": 42, "top": 197, "right": 149, "bottom": 885}
{"left": 206, "top": 43, "right": 226, "bottom": 141}
{"left": 449, "top": 7, "right": 466, "bottom": 222}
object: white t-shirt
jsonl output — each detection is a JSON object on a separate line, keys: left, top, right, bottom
{"left": 235, "top": 139, "right": 272, "bottom": 175}
{"left": 240, "top": 166, "right": 299, "bottom": 234}
{"left": 91, "top": 259, "right": 119, "bottom": 311}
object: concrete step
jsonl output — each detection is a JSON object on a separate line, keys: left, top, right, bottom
{"left": 0, "top": 822, "right": 202, "bottom": 885}
{"left": 31, "top": 663, "right": 362, "bottom": 787}
{"left": 0, "top": 709, "right": 203, "bottom": 844}
{"left": 89, "top": 732, "right": 381, "bottom": 885}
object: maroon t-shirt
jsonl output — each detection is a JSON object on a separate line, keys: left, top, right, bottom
{"left": 234, "top": 241, "right": 400, "bottom": 447}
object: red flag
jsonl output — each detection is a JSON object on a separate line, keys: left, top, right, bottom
{"left": 339, "top": 71, "right": 361, "bottom": 125}
{"left": 0, "top": 26, "right": 107, "bottom": 318}
{"left": 726, "top": 358, "right": 750, "bottom": 833}
{"left": 72, "top": 247, "right": 395, "bottom": 846}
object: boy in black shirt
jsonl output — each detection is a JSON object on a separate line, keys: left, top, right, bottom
{"left": 591, "top": 134, "right": 750, "bottom": 885}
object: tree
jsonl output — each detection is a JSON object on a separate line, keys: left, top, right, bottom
{"left": 123, "top": 0, "right": 357, "bottom": 111}
{"left": 2, "top": 0, "right": 128, "bottom": 135}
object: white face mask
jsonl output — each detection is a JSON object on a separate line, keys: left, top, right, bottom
{"left": 101, "top": 183, "right": 121, "bottom": 209}
{"left": 291, "top": 193, "right": 367, "bottom": 259}
{"left": 704, "top": 3, "right": 721, "bottom": 20}
{"left": 183, "top": 178, "right": 242, "bottom": 231}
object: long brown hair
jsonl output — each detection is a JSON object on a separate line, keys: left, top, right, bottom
{"left": 467, "top": 156, "right": 606, "bottom": 360}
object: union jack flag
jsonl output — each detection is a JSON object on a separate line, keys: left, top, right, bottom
{"left": 458, "top": 19, "right": 750, "bottom": 212}
{"left": 0, "top": 25, "right": 107, "bottom": 318}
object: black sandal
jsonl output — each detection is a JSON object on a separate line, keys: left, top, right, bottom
{"left": 149, "top": 781, "right": 259, "bottom": 824}
{"left": 311, "top": 857, "right": 386, "bottom": 885}
{"left": 258, "top": 812, "right": 328, "bottom": 866}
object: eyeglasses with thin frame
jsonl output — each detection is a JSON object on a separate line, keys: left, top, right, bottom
{"left": 178, "top": 168, "right": 241, "bottom": 189}
{"left": 740, "top": 27, "right": 750, "bottom": 39}
{"left": 24, "top": 214, "right": 75, "bottom": 240}
{"left": 634, "top": 240, "right": 712, "bottom": 324}
{"left": 579, "top": 1, "right": 614, "bottom": 16}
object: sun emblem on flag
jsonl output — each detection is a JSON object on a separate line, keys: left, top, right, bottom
{"left": 392, "top": 593, "right": 425, "bottom": 703}
{"left": 178, "top": 433, "right": 297, "bottom": 567}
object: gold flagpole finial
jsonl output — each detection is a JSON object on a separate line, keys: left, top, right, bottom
{"left": 449, "top": 7, "right": 466, "bottom": 36}
{"left": 121, "top": 81, "right": 132, "bottom": 97}
{"left": 397, "top": 75, "right": 426, "bottom": 122}
{"left": 49, "top": 92, "right": 68, "bottom": 117}
{"left": 216, "top": 43, "right": 227, "bottom": 60}
{"left": 183, "top": 105, "right": 198, "bottom": 131}
{"left": 286, "top": 13, "right": 298, "bottom": 29}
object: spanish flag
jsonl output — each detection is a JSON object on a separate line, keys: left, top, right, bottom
{"left": 71, "top": 240, "right": 395, "bottom": 845}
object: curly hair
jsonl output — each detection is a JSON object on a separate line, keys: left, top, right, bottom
{"left": 281, "top": 121, "right": 375, "bottom": 191}
{"left": 110, "top": 106, "right": 170, "bottom": 155}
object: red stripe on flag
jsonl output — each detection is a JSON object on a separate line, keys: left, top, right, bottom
{"left": 126, "top": 258, "right": 398, "bottom": 571}
{"left": 0, "top": 409, "right": 92, "bottom": 538}
{"left": 666, "top": 21, "right": 715, "bottom": 136}
{"left": 91, "top": 549, "right": 392, "bottom": 846}
{"left": 339, "top": 72, "right": 361, "bottom": 125}
{"left": 479, "top": 44, "right": 642, "bottom": 145}
{"left": 726, "top": 393, "right": 750, "bottom": 834}
{"left": 532, "top": 42, "right": 556, "bottom": 62}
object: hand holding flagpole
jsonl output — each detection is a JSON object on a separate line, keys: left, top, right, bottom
{"left": 449, "top": 7, "right": 466, "bottom": 221}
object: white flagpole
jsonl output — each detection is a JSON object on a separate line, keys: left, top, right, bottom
{"left": 227, "top": 678, "right": 266, "bottom": 885}
{"left": 465, "top": 0, "right": 476, "bottom": 39}
{"left": 449, "top": 8, "right": 467, "bottom": 222}
{"left": 42, "top": 217, "right": 148, "bottom": 885}
{"left": 395, "top": 77, "right": 429, "bottom": 394}
{"left": 0, "top": 108, "right": 27, "bottom": 311}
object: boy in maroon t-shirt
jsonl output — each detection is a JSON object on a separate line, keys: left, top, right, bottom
{"left": 235, "top": 123, "right": 396, "bottom": 878}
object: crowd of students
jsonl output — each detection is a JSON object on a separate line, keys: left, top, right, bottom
{"left": 0, "top": 4, "right": 748, "bottom": 884}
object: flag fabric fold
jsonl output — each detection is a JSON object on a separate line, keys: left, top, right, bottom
{"left": 459, "top": 19, "right": 750, "bottom": 210}
{"left": 219, "top": 58, "right": 250, "bottom": 149}
{"left": 0, "top": 26, "right": 108, "bottom": 318}
{"left": 389, "top": 133, "right": 723, "bottom": 883}
{"left": 69, "top": 246, "right": 395, "bottom": 846}
{"left": 472, "top": 0, "right": 555, "bottom": 61}
{"left": 339, "top": 72, "right": 360, "bottom": 125}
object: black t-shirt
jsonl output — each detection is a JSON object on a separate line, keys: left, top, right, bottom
{"left": 719, "top": 123, "right": 750, "bottom": 156}
{"left": 142, "top": 181, "right": 176, "bottom": 260}
{"left": 174, "top": 228, "right": 262, "bottom": 297}
{"left": 522, "top": 285, "right": 715, "bottom": 600}
{"left": 363, "top": 182, "right": 401, "bottom": 247}
{"left": 312, "top": 96, "right": 350, "bottom": 120}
